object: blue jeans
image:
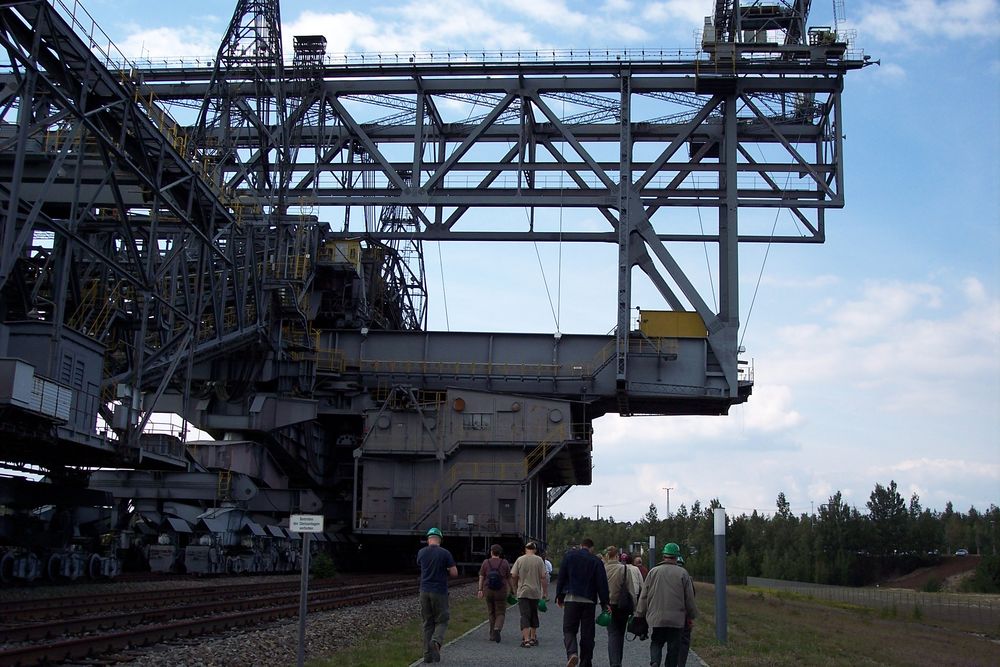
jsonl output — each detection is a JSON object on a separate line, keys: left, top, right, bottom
{"left": 420, "top": 591, "right": 450, "bottom": 659}
{"left": 563, "top": 601, "right": 597, "bottom": 666}
{"left": 650, "top": 626, "right": 682, "bottom": 667}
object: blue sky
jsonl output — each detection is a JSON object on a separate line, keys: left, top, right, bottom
{"left": 74, "top": 0, "right": 999, "bottom": 521}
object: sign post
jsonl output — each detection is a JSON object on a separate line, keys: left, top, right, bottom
{"left": 290, "top": 513, "right": 324, "bottom": 667}
{"left": 713, "top": 507, "right": 727, "bottom": 645}
{"left": 648, "top": 535, "right": 656, "bottom": 571}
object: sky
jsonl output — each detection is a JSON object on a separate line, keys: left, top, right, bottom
{"left": 71, "top": 0, "right": 1000, "bottom": 522}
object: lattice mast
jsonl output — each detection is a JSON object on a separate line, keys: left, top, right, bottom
{"left": 193, "top": 0, "right": 290, "bottom": 207}
{"left": 369, "top": 172, "right": 428, "bottom": 331}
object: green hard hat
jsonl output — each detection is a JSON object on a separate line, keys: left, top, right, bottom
{"left": 426, "top": 527, "right": 443, "bottom": 538}
{"left": 662, "top": 542, "right": 681, "bottom": 557}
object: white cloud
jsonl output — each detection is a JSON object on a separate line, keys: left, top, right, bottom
{"left": 642, "top": 1, "right": 712, "bottom": 25}
{"left": 760, "top": 274, "right": 842, "bottom": 289}
{"left": 856, "top": 0, "right": 1000, "bottom": 44}
{"left": 281, "top": 4, "right": 542, "bottom": 55}
{"left": 115, "top": 25, "right": 220, "bottom": 60}
{"left": 872, "top": 61, "right": 908, "bottom": 80}
{"left": 593, "top": 383, "right": 803, "bottom": 456}
{"left": 504, "top": 0, "right": 589, "bottom": 29}
{"left": 885, "top": 457, "right": 1000, "bottom": 478}
{"left": 602, "top": 0, "right": 634, "bottom": 11}
{"left": 766, "top": 277, "right": 999, "bottom": 395}
{"left": 962, "top": 276, "right": 989, "bottom": 302}
{"left": 553, "top": 273, "right": 1000, "bottom": 521}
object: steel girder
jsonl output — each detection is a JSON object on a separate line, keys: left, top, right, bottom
{"left": 133, "top": 50, "right": 861, "bottom": 399}
{"left": 0, "top": 1, "right": 266, "bottom": 448}
{"left": 0, "top": 0, "right": 867, "bottom": 418}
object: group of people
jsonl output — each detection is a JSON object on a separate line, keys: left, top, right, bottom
{"left": 416, "top": 527, "right": 697, "bottom": 667}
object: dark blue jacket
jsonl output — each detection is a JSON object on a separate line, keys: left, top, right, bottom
{"left": 556, "top": 547, "right": 610, "bottom": 607}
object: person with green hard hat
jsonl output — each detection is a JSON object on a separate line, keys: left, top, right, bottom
{"left": 417, "top": 527, "right": 458, "bottom": 663}
{"left": 634, "top": 542, "right": 697, "bottom": 667}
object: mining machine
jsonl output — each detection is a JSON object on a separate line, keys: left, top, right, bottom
{"left": 0, "top": 0, "right": 869, "bottom": 578}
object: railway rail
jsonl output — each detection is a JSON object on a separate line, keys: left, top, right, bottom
{"left": 0, "top": 575, "right": 471, "bottom": 665}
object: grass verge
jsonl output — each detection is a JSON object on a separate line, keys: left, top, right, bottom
{"left": 307, "top": 592, "right": 486, "bottom": 667}
{"left": 689, "top": 583, "right": 999, "bottom": 666}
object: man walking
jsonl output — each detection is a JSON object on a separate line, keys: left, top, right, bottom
{"left": 555, "top": 537, "right": 610, "bottom": 667}
{"left": 603, "top": 545, "right": 642, "bottom": 667}
{"left": 417, "top": 527, "right": 458, "bottom": 663}
{"left": 635, "top": 542, "right": 697, "bottom": 667}
{"left": 510, "top": 541, "right": 549, "bottom": 648}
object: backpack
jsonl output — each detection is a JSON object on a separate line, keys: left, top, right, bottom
{"left": 485, "top": 559, "right": 505, "bottom": 590}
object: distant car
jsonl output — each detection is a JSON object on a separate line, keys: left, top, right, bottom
{"left": 955, "top": 548, "right": 969, "bottom": 556}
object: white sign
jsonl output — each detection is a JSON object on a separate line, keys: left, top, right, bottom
{"left": 290, "top": 514, "right": 324, "bottom": 533}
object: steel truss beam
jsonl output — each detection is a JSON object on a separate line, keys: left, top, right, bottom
{"left": 0, "top": 0, "right": 266, "bottom": 448}
{"left": 0, "top": 0, "right": 867, "bottom": 421}
{"left": 133, "top": 52, "right": 859, "bottom": 399}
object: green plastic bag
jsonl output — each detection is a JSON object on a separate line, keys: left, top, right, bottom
{"left": 538, "top": 598, "right": 547, "bottom": 612}
{"left": 596, "top": 609, "right": 612, "bottom": 627}
{"left": 507, "top": 593, "right": 517, "bottom": 605}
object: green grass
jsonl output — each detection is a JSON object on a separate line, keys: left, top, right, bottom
{"left": 689, "top": 583, "right": 998, "bottom": 666}
{"left": 306, "top": 595, "right": 486, "bottom": 667}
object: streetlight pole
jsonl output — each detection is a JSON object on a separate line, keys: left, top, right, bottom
{"left": 662, "top": 487, "right": 674, "bottom": 517}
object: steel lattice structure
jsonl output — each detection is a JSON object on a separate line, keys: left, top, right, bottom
{"left": 0, "top": 0, "right": 869, "bottom": 573}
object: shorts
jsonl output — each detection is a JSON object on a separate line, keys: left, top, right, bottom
{"left": 518, "top": 597, "right": 540, "bottom": 629}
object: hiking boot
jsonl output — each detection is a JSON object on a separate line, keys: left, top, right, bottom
{"left": 494, "top": 628, "right": 501, "bottom": 643}
{"left": 430, "top": 641, "right": 441, "bottom": 662}
{"left": 567, "top": 655, "right": 579, "bottom": 667}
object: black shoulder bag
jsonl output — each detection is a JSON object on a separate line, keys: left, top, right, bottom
{"left": 626, "top": 614, "right": 649, "bottom": 640}
{"left": 616, "top": 563, "right": 635, "bottom": 615}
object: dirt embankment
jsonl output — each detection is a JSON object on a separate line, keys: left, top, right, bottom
{"left": 886, "top": 555, "right": 980, "bottom": 591}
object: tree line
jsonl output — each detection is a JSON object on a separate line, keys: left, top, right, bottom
{"left": 546, "top": 480, "right": 1000, "bottom": 592}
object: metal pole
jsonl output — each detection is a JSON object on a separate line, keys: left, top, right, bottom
{"left": 297, "top": 532, "right": 311, "bottom": 667}
{"left": 714, "top": 507, "right": 727, "bottom": 644}
{"left": 662, "top": 487, "right": 673, "bottom": 517}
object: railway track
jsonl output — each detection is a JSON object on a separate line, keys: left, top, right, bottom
{"left": 0, "top": 575, "right": 446, "bottom": 666}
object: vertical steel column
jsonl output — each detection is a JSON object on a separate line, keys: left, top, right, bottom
{"left": 615, "top": 69, "right": 632, "bottom": 387}
{"left": 414, "top": 90, "right": 426, "bottom": 180}
{"left": 833, "top": 87, "right": 845, "bottom": 207}
{"left": 718, "top": 94, "right": 740, "bottom": 396}
{"left": 0, "top": 16, "right": 41, "bottom": 288}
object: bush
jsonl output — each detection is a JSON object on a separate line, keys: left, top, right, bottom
{"left": 960, "top": 555, "right": 1000, "bottom": 594}
{"left": 920, "top": 577, "right": 942, "bottom": 593}
{"left": 311, "top": 551, "right": 337, "bottom": 579}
